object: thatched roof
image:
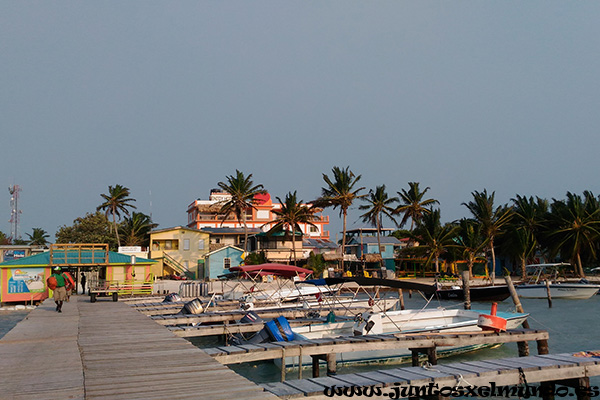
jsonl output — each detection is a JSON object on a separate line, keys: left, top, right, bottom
{"left": 323, "top": 253, "right": 342, "bottom": 261}
{"left": 362, "top": 253, "right": 382, "bottom": 263}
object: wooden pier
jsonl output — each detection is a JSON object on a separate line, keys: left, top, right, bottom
{"left": 261, "top": 352, "right": 600, "bottom": 399}
{"left": 203, "top": 329, "right": 549, "bottom": 366}
{"left": 0, "top": 296, "right": 276, "bottom": 400}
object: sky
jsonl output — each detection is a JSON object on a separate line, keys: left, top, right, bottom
{"left": 2, "top": 2, "right": 600, "bottom": 242}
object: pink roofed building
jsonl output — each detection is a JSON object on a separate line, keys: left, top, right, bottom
{"left": 186, "top": 189, "right": 330, "bottom": 240}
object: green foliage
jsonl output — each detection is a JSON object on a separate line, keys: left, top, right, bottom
{"left": 55, "top": 212, "right": 118, "bottom": 250}
{"left": 0, "top": 231, "right": 9, "bottom": 245}
{"left": 306, "top": 251, "right": 326, "bottom": 277}
{"left": 218, "top": 170, "right": 266, "bottom": 252}
{"left": 119, "top": 212, "right": 158, "bottom": 247}
{"left": 26, "top": 228, "right": 50, "bottom": 246}
{"left": 267, "top": 191, "right": 317, "bottom": 265}
{"left": 394, "top": 182, "right": 439, "bottom": 230}
{"left": 316, "top": 166, "right": 365, "bottom": 264}
{"left": 244, "top": 251, "right": 268, "bottom": 265}
{"left": 97, "top": 184, "right": 137, "bottom": 247}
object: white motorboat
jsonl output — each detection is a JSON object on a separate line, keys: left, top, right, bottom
{"left": 516, "top": 263, "right": 600, "bottom": 299}
{"left": 268, "top": 307, "right": 529, "bottom": 368}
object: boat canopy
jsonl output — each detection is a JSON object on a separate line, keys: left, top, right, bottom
{"left": 299, "top": 276, "right": 437, "bottom": 294}
{"left": 229, "top": 263, "right": 313, "bottom": 278}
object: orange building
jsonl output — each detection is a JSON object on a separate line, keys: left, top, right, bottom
{"left": 186, "top": 189, "right": 330, "bottom": 240}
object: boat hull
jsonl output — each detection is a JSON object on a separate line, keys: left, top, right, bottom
{"left": 435, "top": 285, "right": 510, "bottom": 302}
{"left": 276, "top": 309, "right": 528, "bottom": 368}
{"left": 516, "top": 284, "right": 600, "bottom": 299}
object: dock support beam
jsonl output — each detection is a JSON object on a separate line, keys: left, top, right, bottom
{"left": 410, "top": 347, "right": 437, "bottom": 367}
{"left": 326, "top": 353, "right": 337, "bottom": 376}
{"left": 312, "top": 355, "right": 320, "bottom": 378}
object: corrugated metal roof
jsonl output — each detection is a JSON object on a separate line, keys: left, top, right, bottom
{"left": 348, "top": 236, "right": 401, "bottom": 245}
{"left": 0, "top": 251, "right": 156, "bottom": 267}
{"left": 303, "top": 238, "right": 338, "bottom": 249}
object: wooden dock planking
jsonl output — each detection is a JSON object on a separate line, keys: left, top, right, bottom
{"left": 204, "top": 329, "right": 550, "bottom": 365}
{"left": 261, "top": 353, "right": 600, "bottom": 399}
{"left": 0, "top": 297, "right": 277, "bottom": 400}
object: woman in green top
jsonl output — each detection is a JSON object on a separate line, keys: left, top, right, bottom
{"left": 50, "top": 267, "right": 67, "bottom": 313}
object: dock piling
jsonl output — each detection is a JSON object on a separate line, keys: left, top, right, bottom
{"left": 462, "top": 270, "right": 471, "bottom": 310}
{"left": 545, "top": 279, "right": 553, "bottom": 308}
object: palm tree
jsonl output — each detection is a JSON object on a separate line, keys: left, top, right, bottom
{"left": 119, "top": 212, "right": 158, "bottom": 247}
{"left": 97, "top": 184, "right": 137, "bottom": 247}
{"left": 412, "top": 209, "right": 458, "bottom": 273}
{"left": 507, "top": 194, "right": 549, "bottom": 277}
{"left": 26, "top": 228, "right": 50, "bottom": 246}
{"left": 394, "top": 182, "right": 439, "bottom": 231}
{"left": 545, "top": 191, "right": 600, "bottom": 277}
{"left": 266, "top": 191, "right": 318, "bottom": 265}
{"left": 463, "top": 189, "right": 513, "bottom": 285}
{"left": 217, "top": 170, "right": 266, "bottom": 252}
{"left": 499, "top": 225, "right": 537, "bottom": 279}
{"left": 454, "top": 218, "right": 489, "bottom": 278}
{"left": 359, "top": 185, "right": 398, "bottom": 267}
{"left": 315, "top": 166, "right": 365, "bottom": 268}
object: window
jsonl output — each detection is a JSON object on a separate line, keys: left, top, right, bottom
{"left": 183, "top": 239, "right": 190, "bottom": 251}
{"left": 198, "top": 240, "right": 205, "bottom": 250}
{"left": 310, "top": 226, "right": 318, "bottom": 233}
{"left": 380, "top": 245, "right": 386, "bottom": 253}
{"left": 224, "top": 257, "right": 231, "bottom": 269}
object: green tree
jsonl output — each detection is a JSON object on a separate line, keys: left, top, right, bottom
{"left": 97, "top": 184, "right": 137, "bottom": 247}
{"left": 55, "top": 212, "right": 118, "bottom": 250}
{"left": 545, "top": 191, "right": 600, "bottom": 277}
{"left": 306, "top": 251, "right": 327, "bottom": 277}
{"left": 463, "top": 189, "right": 513, "bottom": 285}
{"left": 315, "top": 166, "right": 365, "bottom": 268}
{"left": 244, "top": 251, "right": 267, "bottom": 265}
{"left": 359, "top": 185, "right": 398, "bottom": 267}
{"left": 119, "top": 212, "right": 158, "bottom": 247}
{"left": 26, "top": 228, "right": 50, "bottom": 246}
{"left": 499, "top": 225, "right": 537, "bottom": 279}
{"left": 217, "top": 170, "right": 266, "bottom": 252}
{"left": 394, "top": 182, "right": 439, "bottom": 231}
{"left": 454, "top": 218, "right": 489, "bottom": 278}
{"left": 412, "top": 209, "right": 458, "bottom": 273}
{"left": 0, "top": 231, "right": 9, "bottom": 245}
{"left": 266, "top": 191, "right": 318, "bottom": 265}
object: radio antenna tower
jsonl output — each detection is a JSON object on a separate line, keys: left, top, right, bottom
{"left": 8, "top": 184, "right": 22, "bottom": 242}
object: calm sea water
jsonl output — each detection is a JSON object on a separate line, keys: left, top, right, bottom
{"left": 189, "top": 293, "right": 600, "bottom": 385}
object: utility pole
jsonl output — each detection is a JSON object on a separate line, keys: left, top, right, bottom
{"left": 8, "top": 184, "right": 22, "bottom": 242}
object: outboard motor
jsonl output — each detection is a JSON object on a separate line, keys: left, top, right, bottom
{"left": 240, "top": 311, "right": 262, "bottom": 325}
{"left": 352, "top": 312, "right": 384, "bottom": 335}
{"left": 163, "top": 293, "right": 182, "bottom": 303}
{"left": 179, "top": 298, "right": 204, "bottom": 315}
{"left": 265, "top": 316, "right": 295, "bottom": 342}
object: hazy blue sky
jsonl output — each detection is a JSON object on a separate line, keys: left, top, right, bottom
{"left": 2, "top": 2, "right": 600, "bottom": 241}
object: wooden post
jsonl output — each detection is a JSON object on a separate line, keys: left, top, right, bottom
{"left": 411, "top": 349, "right": 420, "bottom": 366}
{"left": 398, "top": 289, "right": 405, "bottom": 310}
{"left": 504, "top": 275, "right": 530, "bottom": 329}
{"left": 311, "top": 355, "right": 320, "bottom": 378}
{"left": 545, "top": 279, "right": 553, "bottom": 308}
{"left": 280, "top": 348, "right": 286, "bottom": 382}
{"left": 504, "top": 275, "right": 530, "bottom": 356}
{"left": 537, "top": 339, "right": 549, "bottom": 355}
{"left": 298, "top": 347, "right": 303, "bottom": 380}
{"left": 462, "top": 270, "right": 471, "bottom": 310}
{"left": 326, "top": 353, "right": 336, "bottom": 376}
{"left": 426, "top": 347, "right": 438, "bottom": 365}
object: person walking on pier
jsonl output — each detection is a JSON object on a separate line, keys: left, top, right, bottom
{"left": 81, "top": 273, "right": 86, "bottom": 295}
{"left": 50, "top": 267, "right": 68, "bottom": 313}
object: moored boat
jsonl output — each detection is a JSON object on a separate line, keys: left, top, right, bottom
{"left": 516, "top": 263, "right": 600, "bottom": 299}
